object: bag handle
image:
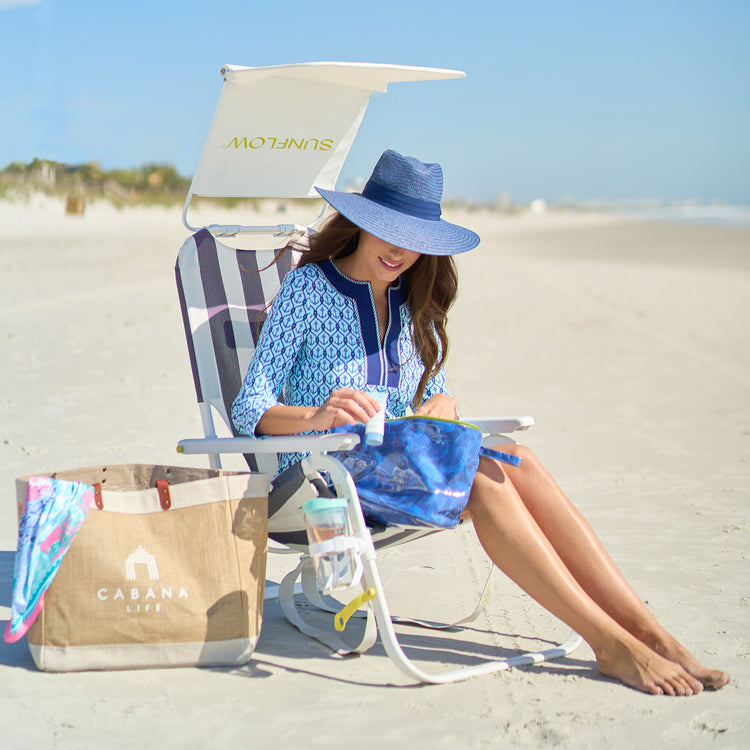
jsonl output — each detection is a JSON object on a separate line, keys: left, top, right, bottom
{"left": 156, "top": 479, "right": 172, "bottom": 510}
{"left": 91, "top": 480, "right": 172, "bottom": 510}
{"left": 93, "top": 483, "right": 104, "bottom": 510}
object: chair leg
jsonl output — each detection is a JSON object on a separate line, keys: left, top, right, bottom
{"left": 306, "top": 453, "right": 584, "bottom": 685}
{"left": 359, "top": 547, "right": 583, "bottom": 684}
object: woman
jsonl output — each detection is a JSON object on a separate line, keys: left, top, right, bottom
{"left": 232, "top": 150, "right": 730, "bottom": 695}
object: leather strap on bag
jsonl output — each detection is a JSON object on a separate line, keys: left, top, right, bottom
{"left": 91, "top": 480, "right": 172, "bottom": 510}
{"left": 156, "top": 479, "right": 172, "bottom": 510}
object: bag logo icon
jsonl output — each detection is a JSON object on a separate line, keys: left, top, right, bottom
{"left": 125, "top": 546, "right": 159, "bottom": 581}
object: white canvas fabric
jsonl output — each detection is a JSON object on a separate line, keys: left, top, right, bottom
{"left": 188, "top": 62, "right": 465, "bottom": 200}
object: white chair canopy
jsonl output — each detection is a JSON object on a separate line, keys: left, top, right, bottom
{"left": 183, "top": 62, "right": 465, "bottom": 232}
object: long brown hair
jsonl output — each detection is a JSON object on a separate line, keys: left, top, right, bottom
{"left": 295, "top": 212, "right": 458, "bottom": 407}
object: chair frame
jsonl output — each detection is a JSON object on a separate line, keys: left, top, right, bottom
{"left": 175, "top": 61, "right": 582, "bottom": 683}
{"left": 175, "top": 228, "right": 582, "bottom": 684}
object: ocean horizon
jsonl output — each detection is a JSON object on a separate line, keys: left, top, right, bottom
{"left": 604, "top": 202, "right": 750, "bottom": 228}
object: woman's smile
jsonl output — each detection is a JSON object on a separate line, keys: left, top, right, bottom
{"left": 379, "top": 255, "right": 405, "bottom": 271}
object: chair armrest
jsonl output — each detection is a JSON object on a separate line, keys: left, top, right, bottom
{"left": 176, "top": 419, "right": 532, "bottom": 457}
{"left": 176, "top": 432, "right": 360, "bottom": 455}
{"left": 464, "top": 417, "right": 535, "bottom": 434}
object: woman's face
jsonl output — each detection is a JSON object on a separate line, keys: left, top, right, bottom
{"left": 348, "top": 231, "right": 422, "bottom": 287}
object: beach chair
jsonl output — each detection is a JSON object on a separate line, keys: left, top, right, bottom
{"left": 176, "top": 62, "right": 582, "bottom": 683}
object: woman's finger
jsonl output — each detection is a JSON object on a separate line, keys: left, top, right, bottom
{"left": 328, "top": 389, "right": 381, "bottom": 420}
{"left": 312, "top": 393, "right": 376, "bottom": 430}
{"left": 415, "top": 393, "right": 456, "bottom": 419}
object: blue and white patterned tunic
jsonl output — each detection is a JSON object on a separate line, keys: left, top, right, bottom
{"left": 231, "top": 259, "right": 448, "bottom": 475}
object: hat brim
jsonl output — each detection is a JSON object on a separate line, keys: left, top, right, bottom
{"left": 315, "top": 187, "right": 479, "bottom": 256}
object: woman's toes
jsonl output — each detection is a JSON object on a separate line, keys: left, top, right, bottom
{"left": 702, "top": 670, "right": 731, "bottom": 690}
{"left": 666, "top": 670, "right": 702, "bottom": 697}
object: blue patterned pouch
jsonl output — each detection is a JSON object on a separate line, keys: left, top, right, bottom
{"left": 331, "top": 416, "right": 520, "bottom": 529}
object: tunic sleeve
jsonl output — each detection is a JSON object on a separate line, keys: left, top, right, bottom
{"left": 231, "top": 269, "right": 310, "bottom": 436}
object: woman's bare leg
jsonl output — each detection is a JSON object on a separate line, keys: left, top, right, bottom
{"left": 467, "top": 457, "right": 707, "bottom": 695}
{"left": 483, "top": 445, "right": 730, "bottom": 689}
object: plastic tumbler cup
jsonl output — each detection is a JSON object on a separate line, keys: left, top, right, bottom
{"left": 302, "top": 497, "right": 360, "bottom": 592}
{"left": 365, "top": 391, "right": 388, "bottom": 447}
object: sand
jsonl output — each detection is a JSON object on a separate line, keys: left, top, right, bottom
{"left": 0, "top": 196, "right": 747, "bottom": 748}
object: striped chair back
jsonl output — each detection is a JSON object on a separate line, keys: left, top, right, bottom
{"left": 176, "top": 228, "right": 438, "bottom": 549}
{"left": 176, "top": 228, "right": 294, "bottom": 473}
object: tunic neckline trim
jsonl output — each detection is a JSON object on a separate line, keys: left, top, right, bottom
{"left": 316, "top": 259, "right": 406, "bottom": 389}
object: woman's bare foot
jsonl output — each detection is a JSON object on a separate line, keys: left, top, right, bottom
{"left": 640, "top": 632, "right": 731, "bottom": 690}
{"left": 596, "top": 634, "right": 704, "bottom": 696}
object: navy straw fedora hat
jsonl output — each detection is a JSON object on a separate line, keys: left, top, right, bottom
{"left": 315, "top": 150, "right": 479, "bottom": 256}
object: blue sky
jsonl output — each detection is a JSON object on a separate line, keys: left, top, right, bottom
{"left": 1, "top": 0, "right": 748, "bottom": 204}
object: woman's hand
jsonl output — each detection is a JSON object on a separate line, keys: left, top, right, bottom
{"left": 415, "top": 393, "right": 457, "bottom": 420}
{"left": 256, "top": 389, "right": 382, "bottom": 436}
{"left": 308, "top": 388, "right": 382, "bottom": 432}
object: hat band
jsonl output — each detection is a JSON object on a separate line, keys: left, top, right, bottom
{"left": 362, "top": 180, "right": 441, "bottom": 221}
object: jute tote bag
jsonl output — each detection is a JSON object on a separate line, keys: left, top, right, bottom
{"left": 14, "top": 464, "right": 268, "bottom": 672}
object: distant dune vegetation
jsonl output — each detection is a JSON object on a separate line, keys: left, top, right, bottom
{"left": 0, "top": 159, "right": 191, "bottom": 206}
